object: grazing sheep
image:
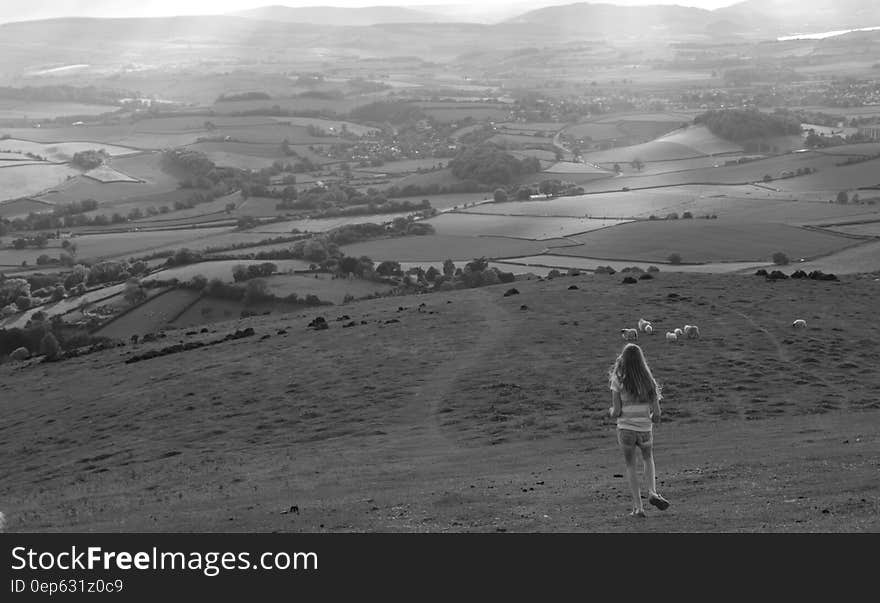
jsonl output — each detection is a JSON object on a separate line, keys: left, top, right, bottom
{"left": 674, "top": 328, "right": 684, "bottom": 338}
{"left": 644, "top": 324, "right": 654, "bottom": 335}
{"left": 683, "top": 325, "right": 701, "bottom": 339}
{"left": 637, "top": 318, "right": 652, "bottom": 332}
{"left": 792, "top": 319, "right": 807, "bottom": 328}
{"left": 665, "top": 332, "right": 678, "bottom": 342}
{"left": 621, "top": 328, "right": 639, "bottom": 341}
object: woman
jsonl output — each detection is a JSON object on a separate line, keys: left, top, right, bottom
{"left": 609, "top": 343, "right": 670, "bottom": 518}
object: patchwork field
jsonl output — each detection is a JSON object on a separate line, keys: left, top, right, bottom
{"left": 425, "top": 213, "right": 627, "bottom": 240}
{"left": 551, "top": 220, "right": 859, "bottom": 263}
{"left": 495, "top": 255, "right": 769, "bottom": 274}
{"left": 0, "top": 139, "right": 140, "bottom": 162}
{"left": 264, "top": 273, "right": 395, "bottom": 303}
{"left": 578, "top": 126, "right": 742, "bottom": 164}
{"left": 2, "top": 273, "right": 878, "bottom": 532}
{"left": 94, "top": 288, "right": 203, "bottom": 340}
{"left": 0, "top": 100, "right": 119, "bottom": 120}
{"left": 0, "top": 163, "right": 79, "bottom": 202}
{"left": 340, "top": 234, "right": 574, "bottom": 262}
{"left": 149, "top": 259, "right": 314, "bottom": 283}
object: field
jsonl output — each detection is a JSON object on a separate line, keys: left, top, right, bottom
{"left": 822, "top": 221, "right": 880, "bottom": 236}
{"left": 0, "top": 139, "right": 140, "bottom": 162}
{"left": 2, "top": 273, "right": 878, "bottom": 531}
{"left": 495, "top": 256, "right": 770, "bottom": 274}
{"left": 543, "top": 161, "right": 611, "bottom": 175}
{"left": 94, "top": 289, "right": 203, "bottom": 340}
{"left": 36, "top": 153, "right": 180, "bottom": 206}
{"left": 0, "top": 163, "right": 78, "bottom": 202}
{"left": 340, "top": 234, "right": 573, "bottom": 262}
{"left": 551, "top": 220, "right": 859, "bottom": 263}
{"left": 0, "top": 100, "right": 118, "bottom": 120}
{"left": 149, "top": 259, "right": 314, "bottom": 283}
{"left": 84, "top": 165, "right": 142, "bottom": 183}
{"left": 578, "top": 126, "right": 742, "bottom": 164}
{"left": 264, "top": 273, "right": 395, "bottom": 303}
{"left": 0, "top": 197, "right": 53, "bottom": 219}
{"left": 425, "top": 213, "right": 627, "bottom": 240}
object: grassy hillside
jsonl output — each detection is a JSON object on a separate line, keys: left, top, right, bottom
{"left": 1, "top": 272, "right": 878, "bottom": 532}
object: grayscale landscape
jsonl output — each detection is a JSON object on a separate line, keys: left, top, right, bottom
{"left": 0, "top": 0, "right": 878, "bottom": 532}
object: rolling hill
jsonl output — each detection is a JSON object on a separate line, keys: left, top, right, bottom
{"left": 1, "top": 271, "right": 878, "bottom": 532}
{"left": 234, "top": 4, "right": 451, "bottom": 26}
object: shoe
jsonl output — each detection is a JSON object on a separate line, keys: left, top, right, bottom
{"left": 648, "top": 493, "right": 670, "bottom": 511}
{"left": 630, "top": 509, "right": 646, "bottom": 518}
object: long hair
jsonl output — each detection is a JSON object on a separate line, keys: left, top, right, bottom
{"left": 608, "top": 343, "right": 662, "bottom": 403}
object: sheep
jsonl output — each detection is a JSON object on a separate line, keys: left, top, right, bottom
{"left": 637, "top": 318, "right": 652, "bottom": 332}
{"left": 683, "top": 325, "right": 700, "bottom": 339}
{"left": 644, "top": 324, "right": 653, "bottom": 335}
{"left": 674, "top": 328, "right": 684, "bottom": 338}
{"left": 665, "top": 332, "right": 678, "bottom": 342}
{"left": 792, "top": 319, "right": 807, "bottom": 329}
{"left": 621, "top": 328, "right": 639, "bottom": 341}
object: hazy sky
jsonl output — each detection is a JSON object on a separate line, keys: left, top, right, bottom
{"left": 0, "top": 0, "right": 742, "bottom": 23}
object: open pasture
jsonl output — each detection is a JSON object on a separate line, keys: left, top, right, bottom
{"left": 0, "top": 163, "right": 78, "bottom": 202}
{"left": 147, "top": 259, "right": 314, "bottom": 284}
{"left": 67, "top": 227, "right": 234, "bottom": 262}
{"left": 0, "top": 197, "right": 52, "bottom": 219}
{"left": 773, "top": 159, "right": 880, "bottom": 193}
{"left": 84, "top": 165, "right": 142, "bottom": 183}
{"left": 0, "top": 139, "right": 140, "bottom": 162}
{"left": 551, "top": 220, "right": 859, "bottom": 263}
{"left": 264, "top": 273, "right": 395, "bottom": 304}
{"left": 340, "top": 234, "right": 573, "bottom": 262}
{"left": 544, "top": 161, "right": 611, "bottom": 175}
{"left": 0, "top": 100, "right": 118, "bottom": 120}
{"left": 4, "top": 272, "right": 877, "bottom": 531}
{"left": 425, "top": 213, "right": 627, "bottom": 240}
{"left": 36, "top": 153, "right": 180, "bottom": 205}
{"left": 822, "top": 221, "right": 880, "bottom": 237}
{"left": 94, "top": 288, "right": 203, "bottom": 340}
{"left": 579, "top": 126, "right": 742, "bottom": 164}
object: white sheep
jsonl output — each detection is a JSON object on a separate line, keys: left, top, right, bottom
{"left": 792, "top": 319, "right": 807, "bottom": 328}
{"left": 683, "top": 325, "right": 700, "bottom": 339}
{"left": 665, "top": 332, "right": 678, "bottom": 342}
{"left": 621, "top": 328, "right": 639, "bottom": 341}
{"left": 637, "top": 318, "right": 652, "bottom": 332}
{"left": 674, "top": 328, "right": 684, "bottom": 338}
{"left": 644, "top": 324, "right": 654, "bottom": 335}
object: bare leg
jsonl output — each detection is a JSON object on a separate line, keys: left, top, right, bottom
{"left": 641, "top": 445, "right": 657, "bottom": 496}
{"left": 623, "top": 445, "right": 643, "bottom": 513}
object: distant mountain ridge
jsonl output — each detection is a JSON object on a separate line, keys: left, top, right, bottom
{"left": 233, "top": 4, "right": 453, "bottom": 26}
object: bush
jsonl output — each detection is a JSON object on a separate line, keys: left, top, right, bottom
{"left": 682, "top": 211, "right": 693, "bottom": 219}
{"left": 667, "top": 253, "right": 682, "bottom": 265}
{"left": 772, "top": 252, "right": 790, "bottom": 266}
{"left": 647, "top": 265, "right": 660, "bottom": 273}
{"left": 40, "top": 333, "right": 61, "bottom": 360}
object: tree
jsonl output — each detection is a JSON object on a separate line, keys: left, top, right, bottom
{"left": 123, "top": 280, "right": 147, "bottom": 305}
{"left": 772, "top": 252, "right": 790, "bottom": 266}
{"left": 493, "top": 188, "right": 508, "bottom": 203}
{"left": 376, "top": 261, "right": 402, "bottom": 277}
{"left": 613, "top": 163, "right": 621, "bottom": 174}
{"left": 442, "top": 259, "right": 456, "bottom": 277}
{"left": 40, "top": 332, "right": 61, "bottom": 360}
{"left": 631, "top": 158, "right": 644, "bottom": 171}
{"left": 836, "top": 191, "right": 849, "bottom": 204}
{"left": 668, "top": 253, "right": 683, "bottom": 265}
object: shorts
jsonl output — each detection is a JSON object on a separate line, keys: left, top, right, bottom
{"left": 617, "top": 428, "right": 653, "bottom": 449}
